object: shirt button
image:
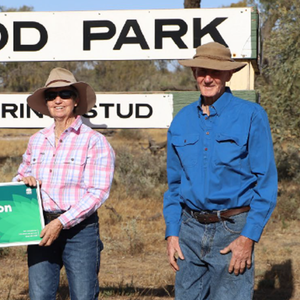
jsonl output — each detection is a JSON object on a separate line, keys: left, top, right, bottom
{"left": 50, "top": 169, "right": 52, "bottom": 173}
{"left": 71, "top": 158, "right": 74, "bottom": 161}
{"left": 204, "top": 148, "right": 208, "bottom": 151}
{"left": 206, "top": 132, "right": 209, "bottom": 135}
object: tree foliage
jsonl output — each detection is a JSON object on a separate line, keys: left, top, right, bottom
{"left": 0, "top": 62, "right": 85, "bottom": 92}
{"left": 256, "top": 0, "right": 300, "bottom": 139}
{"left": 226, "top": 0, "right": 248, "bottom": 7}
{"left": 184, "top": 0, "right": 201, "bottom": 8}
{"left": 0, "top": 5, "right": 33, "bottom": 12}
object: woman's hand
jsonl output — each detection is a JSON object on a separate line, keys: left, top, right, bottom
{"left": 19, "top": 176, "right": 41, "bottom": 187}
{"left": 39, "top": 219, "right": 63, "bottom": 246}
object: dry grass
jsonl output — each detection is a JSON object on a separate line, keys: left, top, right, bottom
{"left": 2, "top": 199, "right": 299, "bottom": 300}
{"left": 0, "top": 128, "right": 299, "bottom": 300}
{"left": 253, "top": 219, "right": 300, "bottom": 300}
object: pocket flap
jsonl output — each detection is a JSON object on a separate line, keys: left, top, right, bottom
{"left": 172, "top": 134, "right": 199, "bottom": 147}
{"left": 216, "top": 133, "right": 243, "bottom": 146}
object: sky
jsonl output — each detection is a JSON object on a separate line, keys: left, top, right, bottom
{"left": 0, "top": 0, "right": 242, "bottom": 11}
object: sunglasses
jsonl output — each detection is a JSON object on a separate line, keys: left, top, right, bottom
{"left": 45, "top": 90, "right": 77, "bottom": 101}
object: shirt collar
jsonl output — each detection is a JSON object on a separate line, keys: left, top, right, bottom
{"left": 41, "top": 115, "right": 82, "bottom": 137}
{"left": 197, "top": 87, "right": 232, "bottom": 116}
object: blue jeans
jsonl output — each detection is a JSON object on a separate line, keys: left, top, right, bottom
{"left": 175, "top": 210, "right": 254, "bottom": 300}
{"left": 28, "top": 213, "right": 103, "bottom": 300}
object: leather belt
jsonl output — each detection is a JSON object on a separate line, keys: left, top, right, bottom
{"left": 43, "top": 212, "right": 64, "bottom": 222}
{"left": 43, "top": 211, "right": 98, "bottom": 225}
{"left": 184, "top": 205, "right": 250, "bottom": 224}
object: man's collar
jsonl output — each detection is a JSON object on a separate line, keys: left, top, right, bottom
{"left": 197, "top": 87, "right": 232, "bottom": 116}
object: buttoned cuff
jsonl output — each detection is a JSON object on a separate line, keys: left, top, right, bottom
{"left": 241, "top": 223, "right": 264, "bottom": 243}
{"left": 165, "top": 222, "right": 181, "bottom": 240}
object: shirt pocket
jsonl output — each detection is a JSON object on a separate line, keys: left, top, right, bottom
{"left": 29, "top": 152, "right": 47, "bottom": 179}
{"left": 30, "top": 152, "right": 46, "bottom": 165}
{"left": 63, "top": 156, "right": 86, "bottom": 165}
{"left": 172, "top": 134, "right": 199, "bottom": 168}
{"left": 213, "top": 133, "right": 247, "bottom": 167}
{"left": 62, "top": 155, "right": 87, "bottom": 184}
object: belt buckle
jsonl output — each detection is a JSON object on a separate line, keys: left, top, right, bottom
{"left": 193, "top": 211, "right": 212, "bottom": 224}
{"left": 204, "top": 215, "right": 212, "bottom": 223}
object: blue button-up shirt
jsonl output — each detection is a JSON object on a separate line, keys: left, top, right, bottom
{"left": 163, "top": 88, "right": 277, "bottom": 242}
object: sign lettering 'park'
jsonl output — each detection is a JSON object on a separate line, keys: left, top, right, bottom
{"left": 0, "top": 8, "right": 255, "bottom": 61}
{"left": 0, "top": 8, "right": 257, "bottom": 128}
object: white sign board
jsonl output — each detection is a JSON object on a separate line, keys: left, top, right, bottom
{"left": 0, "top": 94, "right": 173, "bottom": 128}
{"left": 0, "top": 8, "right": 255, "bottom": 62}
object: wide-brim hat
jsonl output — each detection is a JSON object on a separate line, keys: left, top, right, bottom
{"left": 27, "top": 67, "right": 96, "bottom": 117}
{"left": 178, "top": 42, "right": 247, "bottom": 72}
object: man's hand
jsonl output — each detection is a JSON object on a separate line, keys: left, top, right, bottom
{"left": 220, "top": 235, "right": 254, "bottom": 275}
{"left": 167, "top": 236, "right": 184, "bottom": 272}
{"left": 39, "top": 219, "right": 63, "bottom": 246}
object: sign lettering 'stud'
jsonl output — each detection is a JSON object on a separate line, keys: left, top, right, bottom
{"left": 0, "top": 94, "right": 173, "bottom": 129}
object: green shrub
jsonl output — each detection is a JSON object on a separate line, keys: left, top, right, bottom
{"left": 0, "top": 247, "right": 10, "bottom": 258}
{"left": 113, "top": 146, "right": 167, "bottom": 199}
{"left": 0, "top": 156, "right": 22, "bottom": 182}
{"left": 274, "top": 143, "right": 300, "bottom": 182}
{"left": 273, "top": 184, "right": 300, "bottom": 222}
{"left": 118, "top": 129, "right": 144, "bottom": 141}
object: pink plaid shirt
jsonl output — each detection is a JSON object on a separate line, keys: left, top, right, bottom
{"left": 13, "top": 116, "right": 115, "bottom": 229}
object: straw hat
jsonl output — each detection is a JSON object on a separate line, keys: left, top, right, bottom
{"left": 178, "top": 42, "right": 247, "bottom": 72}
{"left": 27, "top": 67, "right": 96, "bottom": 117}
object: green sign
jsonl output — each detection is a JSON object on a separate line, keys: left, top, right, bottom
{"left": 0, "top": 182, "right": 44, "bottom": 247}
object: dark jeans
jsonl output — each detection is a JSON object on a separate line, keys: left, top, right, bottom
{"left": 28, "top": 213, "right": 103, "bottom": 300}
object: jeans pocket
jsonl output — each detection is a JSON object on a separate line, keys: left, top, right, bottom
{"left": 181, "top": 210, "right": 194, "bottom": 224}
{"left": 221, "top": 212, "right": 248, "bottom": 234}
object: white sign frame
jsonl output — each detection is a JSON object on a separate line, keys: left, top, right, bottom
{"left": 0, "top": 93, "right": 173, "bottom": 128}
{"left": 0, "top": 8, "right": 255, "bottom": 62}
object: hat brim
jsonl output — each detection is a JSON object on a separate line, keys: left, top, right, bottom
{"left": 178, "top": 58, "right": 247, "bottom": 73}
{"left": 27, "top": 81, "right": 96, "bottom": 117}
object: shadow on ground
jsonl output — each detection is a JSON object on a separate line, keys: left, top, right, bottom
{"left": 51, "top": 260, "right": 294, "bottom": 299}
{"left": 99, "top": 285, "right": 174, "bottom": 298}
{"left": 254, "top": 259, "right": 294, "bottom": 300}
{"left": 54, "top": 284, "right": 175, "bottom": 299}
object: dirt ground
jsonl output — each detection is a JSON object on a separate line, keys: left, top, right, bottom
{"left": 98, "top": 219, "right": 300, "bottom": 300}
{"left": 0, "top": 129, "right": 299, "bottom": 300}
{"left": 0, "top": 209, "right": 299, "bottom": 300}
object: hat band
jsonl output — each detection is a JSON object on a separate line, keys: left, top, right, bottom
{"left": 194, "top": 54, "right": 234, "bottom": 62}
{"left": 46, "top": 79, "right": 72, "bottom": 87}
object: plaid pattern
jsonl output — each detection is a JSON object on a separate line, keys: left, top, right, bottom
{"left": 13, "top": 116, "right": 115, "bottom": 228}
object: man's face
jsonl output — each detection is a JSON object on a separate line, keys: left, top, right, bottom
{"left": 193, "top": 67, "right": 233, "bottom": 103}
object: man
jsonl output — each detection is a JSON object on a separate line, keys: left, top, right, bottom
{"left": 163, "top": 42, "right": 277, "bottom": 299}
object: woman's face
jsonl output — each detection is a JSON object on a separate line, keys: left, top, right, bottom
{"left": 45, "top": 87, "right": 78, "bottom": 120}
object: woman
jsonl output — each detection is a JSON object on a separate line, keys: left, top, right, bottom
{"left": 13, "top": 67, "right": 115, "bottom": 300}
